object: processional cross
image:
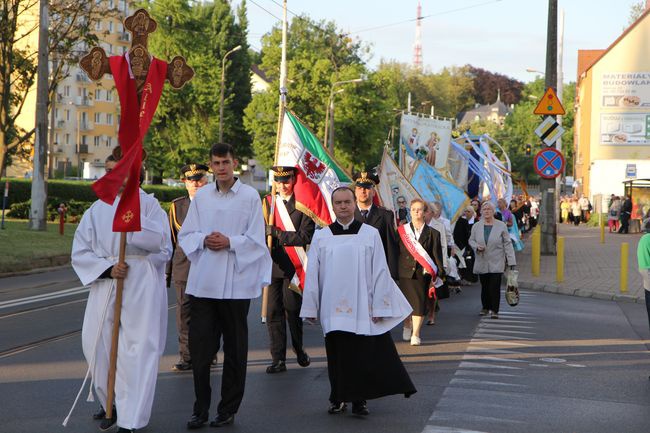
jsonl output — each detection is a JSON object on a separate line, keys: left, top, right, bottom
{"left": 78, "top": 8, "right": 193, "bottom": 423}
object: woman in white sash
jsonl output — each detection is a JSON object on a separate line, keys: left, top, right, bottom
{"left": 397, "top": 199, "right": 445, "bottom": 346}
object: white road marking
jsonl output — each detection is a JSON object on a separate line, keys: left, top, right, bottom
{"left": 0, "top": 286, "right": 89, "bottom": 310}
{"left": 458, "top": 361, "right": 522, "bottom": 370}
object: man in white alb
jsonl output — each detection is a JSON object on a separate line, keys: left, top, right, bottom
{"left": 179, "top": 143, "right": 272, "bottom": 429}
{"left": 71, "top": 154, "right": 172, "bottom": 433}
{"left": 301, "top": 187, "right": 416, "bottom": 416}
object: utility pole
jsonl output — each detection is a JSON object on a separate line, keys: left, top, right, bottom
{"left": 29, "top": 0, "right": 49, "bottom": 231}
{"left": 540, "top": 0, "right": 558, "bottom": 254}
{"left": 556, "top": 8, "right": 565, "bottom": 195}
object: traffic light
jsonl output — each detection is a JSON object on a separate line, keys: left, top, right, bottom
{"left": 525, "top": 143, "right": 532, "bottom": 156}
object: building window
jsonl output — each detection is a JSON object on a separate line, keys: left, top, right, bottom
{"left": 122, "top": 46, "right": 127, "bottom": 54}
{"left": 65, "top": 133, "right": 70, "bottom": 144}
{"left": 106, "top": 113, "right": 113, "bottom": 125}
{"left": 54, "top": 133, "right": 59, "bottom": 144}
{"left": 66, "top": 110, "right": 70, "bottom": 121}
{"left": 64, "top": 85, "right": 70, "bottom": 97}
{"left": 94, "top": 112, "right": 101, "bottom": 123}
{"left": 82, "top": 135, "right": 87, "bottom": 145}
{"left": 107, "top": 136, "right": 113, "bottom": 147}
{"left": 94, "top": 136, "right": 101, "bottom": 147}
{"left": 95, "top": 21, "right": 101, "bottom": 31}
{"left": 108, "top": 21, "right": 113, "bottom": 33}
{"left": 54, "top": 108, "right": 59, "bottom": 120}
{"left": 95, "top": 89, "right": 102, "bottom": 100}
{"left": 106, "top": 90, "right": 112, "bottom": 102}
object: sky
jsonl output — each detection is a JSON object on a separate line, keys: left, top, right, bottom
{"left": 233, "top": 0, "right": 641, "bottom": 84}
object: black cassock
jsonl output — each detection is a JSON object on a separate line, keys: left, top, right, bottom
{"left": 325, "top": 220, "right": 416, "bottom": 404}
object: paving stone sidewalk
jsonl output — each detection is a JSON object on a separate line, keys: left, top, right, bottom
{"left": 515, "top": 223, "right": 646, "bottom": 303}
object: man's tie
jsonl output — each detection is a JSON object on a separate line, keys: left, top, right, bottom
{"left": 360, "top": 209, "right": 368, "bottom": 221}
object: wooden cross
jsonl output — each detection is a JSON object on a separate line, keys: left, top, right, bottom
{"left": 76, "top": 8, "right": 194, "bottom": 424}
{"left": 79, "top": 8, "right": 194, "bottom": 98}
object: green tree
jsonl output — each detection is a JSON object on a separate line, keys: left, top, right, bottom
{"left": 244, "top": 16, "right": 391, "bottom": 171}
{"left": 144, "top": 0, "right": 251, "bottom": 181}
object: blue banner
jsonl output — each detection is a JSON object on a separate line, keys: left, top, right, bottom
{"left": 410, "top": 161, "right": 470, "bottom": 222}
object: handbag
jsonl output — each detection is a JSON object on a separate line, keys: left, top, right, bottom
{"left": 505, "top": 269, "right": 519, "bottom": 307}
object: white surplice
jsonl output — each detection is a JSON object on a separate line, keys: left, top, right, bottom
{"left": 300, "top": 224, "right": 412, "bottom": 336}
{"left": 71, "top": 190, "right": 171, "bottom": 430}
{"left": 178, "top": 179, "right": 272, "bottom": 299}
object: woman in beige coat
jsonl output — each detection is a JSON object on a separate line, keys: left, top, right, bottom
{"left": 469, "top": 201, "right": 517, "bottom": 319}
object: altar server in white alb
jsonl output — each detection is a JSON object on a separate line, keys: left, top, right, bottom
{"left": 71, "top": 158, "right": 171, "bottom": 433}
{"left": 301, "top": 187, "right": 416, "bottom": 417}
{"left": 179, "top": 143, "right": 272, "bottom": 429}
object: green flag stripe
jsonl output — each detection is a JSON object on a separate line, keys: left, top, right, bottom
{"left": 286, "top": 111, "right": 351, "bottom": 182}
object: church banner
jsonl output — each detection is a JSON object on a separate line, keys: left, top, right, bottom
{"left": 377, "top": 147, "right": 421, "bottom": 225}
{"left": 399, "top": 113, "right": 453, "bottom": 169}
{"left": 410, "top": 160, "right": 470, "bottom": 222}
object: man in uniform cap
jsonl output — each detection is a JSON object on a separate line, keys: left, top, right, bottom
{"left": 168, "top": 163, "right": 209, "bottom": 371}
{"left": 353, "top": 171, "right": 400, "bottom": 280}
{"left": 263, "top": 166, "right": 315, "bottom": 373}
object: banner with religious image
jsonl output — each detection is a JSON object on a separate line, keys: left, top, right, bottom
{"left": 410, "top": 160, "right": 470, "bottom": 223}
{"left": 399, "top": 113, "right": 453, "bottom": 169}
{"left": 377, "top": 147, "right": 421, "bottom": 225}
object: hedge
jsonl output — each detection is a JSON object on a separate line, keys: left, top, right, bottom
{"left": 0, "top": 178, "right": 186, "bottom": 206}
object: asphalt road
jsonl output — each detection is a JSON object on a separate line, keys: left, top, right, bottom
{"left": 2, "top": 269, "right": 650, "bottom": 433}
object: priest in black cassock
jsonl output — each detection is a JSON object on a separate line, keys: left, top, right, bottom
{"left": 353, "top": 171, "right": 400, "bottom": 280}
{"left": 300, "top": 187, "right": 416, "bottom": 416}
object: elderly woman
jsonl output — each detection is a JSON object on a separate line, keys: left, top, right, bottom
{"left": 469, "top": 201, "right": 517, "bottom": 319}
{"left": 398, "top": 199, "right": 445, "bottom": 345}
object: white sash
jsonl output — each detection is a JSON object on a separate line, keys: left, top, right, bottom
{"left": 276, "top": 197, "right": 308, "bottom": 288}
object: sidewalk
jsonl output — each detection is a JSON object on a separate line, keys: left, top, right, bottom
{"left": 516, "top": 224, "right": 645, "bottom": 303}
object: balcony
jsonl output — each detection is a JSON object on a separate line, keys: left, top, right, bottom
{"left": 76, "top": 73, "right": 90, "bottom": 83}
{"left": 77, "top": 144, "right": 89, "bottom": 154}
{"left": 55, "top": 120, "right": 65, "bottom": 129}
{"left": 56, "top": 93, "right": 63, "bottom": 103}
{"left": 118, "top": 32, "right": 130, "bottom": 42}
{"left": 79, "top": 121, "right": 93, "bottom": 131}
{"left": 76, "top": 96, "right": 93, "bottom": 107}
{"left": 52, "top": 145, "right": 64, "bottom": 154}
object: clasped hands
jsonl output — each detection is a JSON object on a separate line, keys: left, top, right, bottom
{"left": 204, "top": 231, "right": 230, "bottom": 251}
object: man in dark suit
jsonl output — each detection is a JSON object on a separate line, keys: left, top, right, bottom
{"left": 168, "top": 163, "right": 209, "bottom": 371}
{"left": 263, "top": 166, "right": 315, "bottom": 373}
{"left": 353, "top": 171, "right": 399, "bottom": 280}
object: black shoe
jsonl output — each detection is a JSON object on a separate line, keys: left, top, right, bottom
{"left": 352, "top": 401, "right": 369, "bottom": 416}
{"left": 209, "top": 413, "right": 234, "bottom": 427}
{"left": 99, "top": 408, "right": 117, "bottom": 432}
{"left": 328, "top": 401, "right": 347, "bottom": 414}
{"left": 266, "top": 360, "right": 287, "bottom": 374}
{"left": 93, "top": 405, "right": 106, "bottom": 420}
{"left": 117, "top": 429, "right": 135, "bottom": 433}
{"left": 172, "top": 361, "right": 192, "bottom": 372}
{"left": 296, "top": 351, "right": 311, "bottom": 367}
{"left": 187, "top": 413, "right": 208, "bottom": 430}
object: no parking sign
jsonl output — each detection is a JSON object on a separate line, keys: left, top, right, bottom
{"left": 534, "top": 148, "right": 565, "bottom": 179}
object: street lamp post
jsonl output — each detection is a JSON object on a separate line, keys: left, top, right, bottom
{"left": 219, "top": 45, "right": 242, "bottom": 143}
{"left": 323, "top": 77, "right": 365, "bottom": 154}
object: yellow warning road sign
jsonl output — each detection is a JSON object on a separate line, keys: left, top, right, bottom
{"left": 534, "top": 87, "right": 566, "bottom": 116}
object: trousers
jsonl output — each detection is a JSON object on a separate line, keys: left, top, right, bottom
{"left": 266, "top": 277, "right": 304, "bottom": 362}
{"left": 479, "top": 273, "right": 503, "bottom": 313}
{"left": 189, "top": 296, "right": 250, "bottom": 417}
{"left": 174, "top": 280, "right": 191, "bottom": 362}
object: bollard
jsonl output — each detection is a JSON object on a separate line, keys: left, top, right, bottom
{"left": 620, "top": 242, "right": 629, "bottom": 293}
{"left": 600, "top": 222, "right": 605, "bottom": 244}
{"left": 556, "top": 236, "right": 564, "bottom": 282}
{"left": 531, "top": 225, "right": 541, "bottom": 277}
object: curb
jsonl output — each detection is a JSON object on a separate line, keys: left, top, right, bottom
{"left": 0, "top": 256, "right": 71, "bottom": 278}
{"left": 519, "top": 280, "right": 643, "bottom": 303}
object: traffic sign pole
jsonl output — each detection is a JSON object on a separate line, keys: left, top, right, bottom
{"left": 540, "top": 0, "right": 558, "bottom": 256}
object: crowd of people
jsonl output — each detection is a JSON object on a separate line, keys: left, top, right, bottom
{"left": 70, "top": 144, "right": 522, "bottom": 432}
{"left": 559, "top": 194, "right": 593, "bottom": 226}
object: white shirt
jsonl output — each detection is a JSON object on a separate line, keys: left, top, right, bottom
{"left": 300, "top": 224, "right": 411, "bottom": 336}
{"left": 178, "top": 179, "right": 272, "bottom": 299}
